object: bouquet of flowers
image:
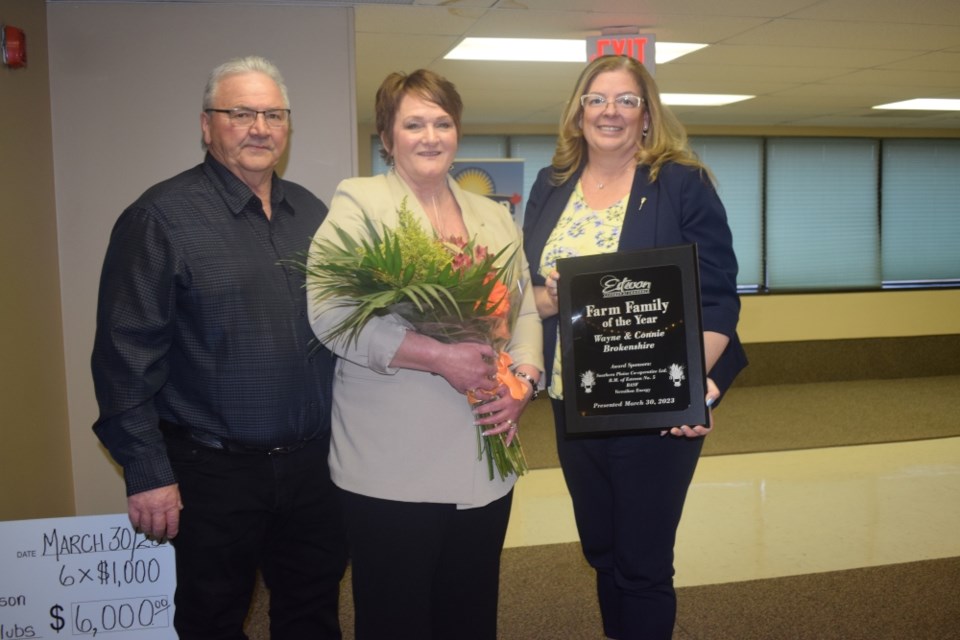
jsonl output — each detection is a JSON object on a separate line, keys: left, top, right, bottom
{"left": 303, "top": 197, "right": 529, "bottom": 481}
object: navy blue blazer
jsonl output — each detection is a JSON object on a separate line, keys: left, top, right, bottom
{"left": 522, "top": 162, "right": 748, "bottom": 397}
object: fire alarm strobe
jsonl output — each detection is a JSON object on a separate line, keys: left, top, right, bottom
{"left": 2, "top": 24, "right": 27, "bottom": 69}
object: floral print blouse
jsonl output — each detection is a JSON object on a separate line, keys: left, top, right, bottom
{"left": 538, "top": 181, "right": 628, "bottom": 399}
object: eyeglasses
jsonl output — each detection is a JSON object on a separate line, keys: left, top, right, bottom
{"left": 205, "top": 107, "right": 291, "bottom": 128}
{"left": 579, "top": 94, "right": 644, "bottom": 110}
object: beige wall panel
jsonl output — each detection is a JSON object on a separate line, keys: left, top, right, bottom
{"left": 0, "top": 0, "right": 75, "bottom": 521}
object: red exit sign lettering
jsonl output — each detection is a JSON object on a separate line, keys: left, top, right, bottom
{"left": 586, "top": 34, "right": 656, "bottom": 74}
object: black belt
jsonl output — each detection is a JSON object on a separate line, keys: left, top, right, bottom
{"left": 159, "top": 420, "right": 314, "bottom": 456}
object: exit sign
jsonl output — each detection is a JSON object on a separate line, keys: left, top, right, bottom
{"left": 586, "top": 34, "right": 656, "bottom": 75}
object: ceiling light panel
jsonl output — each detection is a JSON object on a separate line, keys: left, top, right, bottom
{"left": 445, "top": 37, "right": 707, "bottom": 64}
{"left": 873, "top": 99, "right": 960, "bottom": 111}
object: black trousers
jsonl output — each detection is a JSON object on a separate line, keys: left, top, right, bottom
{"left": 553, "top": 399, "right": 703, "bottom": 640}
{"left": 165, "top": 433, "right": 347, "bottom": 640}
{"left": 338, "top": 488, "right": 513, "bottom": 640}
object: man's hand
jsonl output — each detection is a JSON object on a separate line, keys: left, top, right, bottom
{"left": 128, "top": 484, "right": 183, "bottom": 541}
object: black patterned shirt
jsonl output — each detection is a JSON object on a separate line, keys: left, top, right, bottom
{"left": 92, "top": 154, "right": 334, "bottom": 495}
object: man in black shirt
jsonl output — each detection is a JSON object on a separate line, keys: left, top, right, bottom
{"left": 91, "top": 56, "right": 346, "bottom": 639}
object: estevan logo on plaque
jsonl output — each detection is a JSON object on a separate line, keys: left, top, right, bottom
{"left": 600, "top": 274, "right": 651, "bottom": 297}
{"left": 557, "top": 244, "right": 708, "bottom": 436}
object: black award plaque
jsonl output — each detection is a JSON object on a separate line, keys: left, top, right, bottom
{"left": 557, "top": 244, "right": 707, "bottom": 435}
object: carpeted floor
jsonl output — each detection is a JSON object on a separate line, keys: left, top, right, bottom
{"left": 671, "top": 556, "right": 960, "bottom": 640}
{"left": 248, "top": 551, "right": 960, "bottom": 639}
{"left": 245, "top": 375, "right": 960, "bottom": 639}
{"left": 497, "top": 545, "right": 960, "bottom": 640}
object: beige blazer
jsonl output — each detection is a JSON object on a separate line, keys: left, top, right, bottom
{"left": 308, "top": 171, "right": 543, "bottom": 509}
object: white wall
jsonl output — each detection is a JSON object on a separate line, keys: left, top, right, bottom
{"left": 47, "top": 2, "right": 357, "bottom": 515}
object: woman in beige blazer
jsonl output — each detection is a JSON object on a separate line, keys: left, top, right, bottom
{"left": 307, "top": 69, "right": 543, "bottom": 640}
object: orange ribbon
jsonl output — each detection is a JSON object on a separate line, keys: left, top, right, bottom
{"left": 467, "top": 352, "right": 527, "bottom": 404}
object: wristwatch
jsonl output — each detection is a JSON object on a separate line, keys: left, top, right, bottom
{"left": 513, "top": 370, "right": 539, "bottom": 401}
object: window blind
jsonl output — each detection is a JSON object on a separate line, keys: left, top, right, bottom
{"left": 881, "top": 139, "right": 960, "bottom": 284}
{"left": 690, "top": 136, "right": 764, "bottom": 288}
{"left": 765, "top": 138, "right": 880, "bottom": 290}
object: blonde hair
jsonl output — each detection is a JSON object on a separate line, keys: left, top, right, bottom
{"left": 551, "top": 55, "right": 709, "bottom": 185}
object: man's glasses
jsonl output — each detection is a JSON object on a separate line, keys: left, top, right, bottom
{"left": 579, "top": 94, "right": 644, "bottom": 110}
{"left": 205, "top": 108, "right": 291, "bottom": 128}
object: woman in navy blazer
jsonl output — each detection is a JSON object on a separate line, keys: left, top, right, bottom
{"left": 523, "top": 55, "right": 747, "bottom": 639}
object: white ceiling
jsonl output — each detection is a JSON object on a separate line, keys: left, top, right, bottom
{"left": 348, "top": 0, "right": 960, "bottom": 130}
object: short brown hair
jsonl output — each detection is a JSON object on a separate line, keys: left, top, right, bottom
{"left": 375, "top": 69, "right": 463, "bottom": 163}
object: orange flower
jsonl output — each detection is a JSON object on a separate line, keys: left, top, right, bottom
{"left": 477, "top": 274, "right": 510, "bottom": 318}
